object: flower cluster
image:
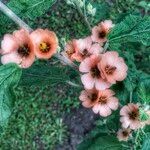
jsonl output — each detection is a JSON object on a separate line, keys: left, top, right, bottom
{"left": 117, "top": 103, "right": 150, "bottom": 141}
{"left": 117, "top": 103, "right": 140, "bottom": 141}
{"left": 0, "top": 19, "right": 149, "bottom": 143}
{"left": 0, "top": 29, "right": 58, "bottom": 68}
{"left": 64, "top": 20, "right": 150, "bottom": 142}
{"left": 64, "top": 20, "right": 127, "bottom": 117}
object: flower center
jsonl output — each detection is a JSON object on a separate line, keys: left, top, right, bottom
{"left": 39, "top": 42, "right": 50, "bottom": 53}
{"left": 88, "top": 93, "right": 98, "bottom": 102}
{"left": 98, "top": 96, "right": 107, "bottom": 104}
{"left": 90, "top": 66, "right": 100, "bottom": 78}
{"left": 66, "top": 48, "right": 75, "bottom": 56}
{"left": 82, "top": 49, "right": 89, "bottom": 56}
{"left": 18, "top": 44, "right": 30, "bottom": 57}
{"left": 129, "top": 111, "right": 139, "bottom": 120}
{"left": 98, "top": 31, "right": 106, "bottom": 38}
{"left": 122, "top": 131, "right": 129, "bottom": 137}
{"left": 105, "top": 65, "right": 116, "bottom": 75}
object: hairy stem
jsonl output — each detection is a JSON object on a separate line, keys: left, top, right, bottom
{"left": 73, "top": 0, "right": 92, "bottom": 32}
{"left": 130, "top": 91, "right": 133, "bottom": 103}
{"left": 0, "top": 1, "right": 78, "bottom": 70}
{"left": 0, "top": 1, "right": 32, "bottom": 32}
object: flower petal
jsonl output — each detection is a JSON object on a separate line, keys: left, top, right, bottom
{"left": 1, "top": 34, "right": 18, "bottom": 54}
{"left": 81, "top": 73, "right": 95, "bottom": 89}
{"left": 107, "top": 97, "right": 119, "bottom": 110}
{"left": 89, "top": 43, "right": 103, "bottom": 55}
{"left": 79, "top": 90, "right": 88, "bottom": 102}
{"left": 120, "top": 106, "right": 130, "bottom": 116}
{"left": 1, "top": 51, "right": 21, "bottom": 65}
{"left": 95, "top": 78, "right": 111, "bottom": 90}
{"left": 92, "top": 104, "right": 100, "bottom": 114}
{"left": 79, "top": 57, "right": 92, "bottom": 73}
{"left": 130, "top": 121, "right": 140, "bottom": 130}
{"left": 99, "top": 105, "right": 112, "bottom": 117}
{"left": 120, "top": 117, "right": 131, "bottom": 128}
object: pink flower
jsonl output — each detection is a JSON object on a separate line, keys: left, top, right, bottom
{"left": 117, "top": 128, "right": 131, "bottom": 141}
{"left": 91, "top": 20, "right": 114, "bottom": 43}
{"left": 30, "top": 29, "right": 58, "bottom": 59}
{"left": 99, "top": 51, "right": 128, "bottom": 84}
{"left": 63, "top": 39, "right": 78, "bottom": 61}
{"left": 73, "top": 37, "right": 103, "bottom": 62}
{"left": 79, "top": 89, "right": 99, "bottom": 108}
{"left": 92, "top": 89, "right": 119, "bottom": 117}
{"left": 120, "top": 103, "right": 141, "bottom": 130}
{"left": 1, "top": 29, "right": 35, "bottom": 68}
{"left": 79, "top": 55, "right": 111, "bottom": 90}
{"left": 79, "top": 89, "right": 119, "bottom": 117}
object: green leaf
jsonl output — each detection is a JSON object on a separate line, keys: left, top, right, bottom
{"left": 112, "top": 82, "right": 129, "bottom": 105}
{"left": 138, "top": 74, "right": 150, "bottom": 104}
{"left": 78, "top": 115, "right": 121, "bottom": 150}
{"left": 0, "top": 63, "right": 22, "bottom": 126}
{"left": 140, "top": 109, "right": 150, "bottom": 121}
{"left": 20, "top": 62, "right": 70, "bottom": 86}
{"left": 108, "top": 15, "right": 150, "bottom": 47}
{"left": 142, "top": 133, "right": 150, "bottom": 150}
{"left": 78, "top": 135, "right": 122, "bottom": 150}
{"left": 7, "top": 0, "right": 57, "bottom": 20}
{"left": 123, "top": 70, "right": 138, "bottom": 92}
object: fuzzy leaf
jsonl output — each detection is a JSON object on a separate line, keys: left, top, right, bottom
{"left": 78, "top": 115, "right": 121, "bottom": 150}
{"left": 140, "top": 109, "right": 149, "bottom": 121}
{"left": 142, "top": 133, "right": 150, "bottom": 150}
{"left": 138, "top": 74, "right": 150, "bottom": 104}
{"left": 112, "top": 82, "right": 129, "bottom": 105}
{"left": 7, "top": 0, "right": 57, "bottom": 20}
{"left": 78, "top": 135, "right": 122, "bottom": 150}
{"left": 108, "top": 15, "right": 150, "bottom": 47}
{"left": 20, "top": 63, "right": 70, "bottom": 86}
{"left": 0, "top": 63, "right": 22, "bottom": 126}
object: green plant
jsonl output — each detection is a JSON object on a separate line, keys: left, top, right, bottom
{"left": 0, "top": 0, "right": 150, "bottom": 149}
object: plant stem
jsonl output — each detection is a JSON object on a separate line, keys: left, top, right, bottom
{"left": 0, "top": 1, "right": 78, "bottom": 70}
{"left": 103, "top": 42, "right": 109, "bottom": 53}
{"left": 73, "top": 0, "right": 91, "bottom": 32}
{"left": 130, "top": 91, "right": 133, "bottom": 103}
{"left": 54, "top": 53, "right": 78, "bottom": 71}
{"left": 0, "top": 1, "right": 32, "bottom": 32}
{"left": 66, "top": 81, "right": 81, "bottom": 88}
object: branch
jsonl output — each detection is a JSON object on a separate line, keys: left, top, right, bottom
{"left": 0, "top": 1, "right": 78, "bottom": 70}
{"left": 0, "top": 1, "right": 32, "bottom": 32}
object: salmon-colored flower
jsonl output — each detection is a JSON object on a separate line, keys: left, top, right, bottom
{"left": 73, "top": 37, "right": 103, "bottom": 62}
{"left": 120, "top": 103, "right": 141, "bottom": 130}
{"left": 63, "top": 39, "right": 77, "bottom": 61}
{"left": 92, "top": 89, "right": 119, "bottom": 117}
{"left": 79, "top": 55, "right": 111, "bottom": 90}
{"left": 79, "top": 89, "right": 99, "bottom": 108}
{"left": 79, "top": 89, "right": 119, "bottom": 117}
{"left": 30, "top": 29, "right": 58, "bottom": 59}
{"left": 1, "top": 29, "right": 35, "bottom": 68}
{"left": 117, "top": 128, "right": 131, "bottom": 141}
{"left": 91, "top": 20, "right": 114, "bottom": 43}
{"left": 99, "top": 51, "right": 128, "bottom": 84}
